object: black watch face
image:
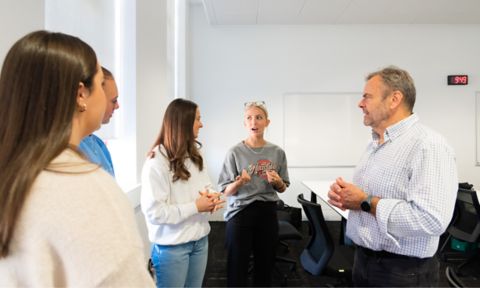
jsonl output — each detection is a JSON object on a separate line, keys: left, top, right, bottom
{"left": 361, "top": 201, "right": 370, "bottom": 212}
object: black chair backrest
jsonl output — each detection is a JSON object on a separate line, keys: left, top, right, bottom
{"left": 297, "top": 193, "right": 334, "bottom": 275}
{"left": 448, "top": 188, "right": 480, "bottom": 243}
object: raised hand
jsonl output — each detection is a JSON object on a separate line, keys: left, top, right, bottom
{"left": 266, "top": 170, "right": 286, "bottom": 192}
{"left": 235, "top": 169, "right": 251, "bottom": 186}
{"left": 224, "top": 169, "right": 252, "bottom": 197}
{"left": 266, "top": 170, "right": 281, "bottom": 185}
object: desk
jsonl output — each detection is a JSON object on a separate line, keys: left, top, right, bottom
{"left": 302, "top": 180, "right": 349, "bottom": 219}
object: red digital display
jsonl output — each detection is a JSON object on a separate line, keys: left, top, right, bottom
{"left": 447, "top": 75, "right": 468, "bottom": 85}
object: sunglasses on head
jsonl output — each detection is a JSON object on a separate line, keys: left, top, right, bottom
{"left": 244, "top": 101, "right": 266, "bottom": 108}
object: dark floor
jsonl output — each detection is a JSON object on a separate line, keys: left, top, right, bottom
{"left": 203, "top": 221, "right": 480, "bottom": 287}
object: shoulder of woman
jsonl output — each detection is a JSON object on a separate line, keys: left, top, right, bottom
{"left": 225, "top": 142, "right": 243, "bottom": 154}
{"left": 34, "top": 162, "right": 125, "bottom": 213}
{"left": 265, "top": 142, "right": 284, "bottom": 151}
{"left": 149, "top": 145, "right": 170, "bottom": 161}
{"left": 144, "top": 146, "right": 170, "bottom": 170}
{"left": 47, "top": 149, "right": 98, "bottom": 173}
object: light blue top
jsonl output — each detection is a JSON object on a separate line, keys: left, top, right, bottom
{"left": 346, "top": 113, "right": 458, "bottom": 258}
{"left": 79, "top": 134, "right": 115, "bottom": 176}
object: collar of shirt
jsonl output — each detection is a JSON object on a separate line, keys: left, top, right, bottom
{"left": 372, "top": 114, "right": 419, "bottom": 148}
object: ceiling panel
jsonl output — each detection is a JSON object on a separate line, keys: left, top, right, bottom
{"left": 204, "top": 0, "right": 259, "bottom": 24}
{"left": 257, "top": 0, "right": 305, "bottom": 24}
{"left": 338, "top": 0, "right": 417, "bottom": 24}
{"left": 408, "top": 0, "right": 480, "bottom": 24}
{"left": 298, "top": 0, "right": 351, "bottom": 24}
{"left": 200, "top": 0, "right": 480, "bottom": 25}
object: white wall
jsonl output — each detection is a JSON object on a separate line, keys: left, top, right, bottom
{"left": 45, "top": 0, "right": 139, "bottom": 191}
{"left": 135, "top": 0, "right": 172, "bottom": 258}
{"left": 45, "top": 0, "right": 115, "bottom": 66}
{"left": 188, "top": 4, "right": 480, "bottom": 220}
{"left": 0, "top": 0, "right": 44, "bottom": 63}
{"left": 136, "top": 0, "right": 173, "bottom": 181}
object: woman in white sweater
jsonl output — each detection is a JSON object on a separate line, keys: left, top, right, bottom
{"left": 141, "top": 98, "right": 224, "bottom": 287}
{"left": 0, "top": 30, "right": 154, "bottom": 287}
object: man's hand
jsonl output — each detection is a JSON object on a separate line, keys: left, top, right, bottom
{"left": 327, "top": 177, "right": 368, "bottom": 210}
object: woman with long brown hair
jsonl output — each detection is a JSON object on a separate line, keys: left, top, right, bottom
{"left": 141, "top": 98, "right": 223, "bottom": 287}
{"left": 0, "top": 30, "right": 153, "bottom": 286}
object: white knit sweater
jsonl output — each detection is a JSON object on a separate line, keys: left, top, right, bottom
{"left": 0, "top": 149, "right": 154, "bottom": 287}
{"left": 141, "top": 145, "right": 212, "bottom": 245}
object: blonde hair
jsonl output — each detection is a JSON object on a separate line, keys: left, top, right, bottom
{"left": 244, "top": 101, "right": 268, "bottom": 118}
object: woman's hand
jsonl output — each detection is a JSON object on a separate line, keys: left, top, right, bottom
{"left": 197, "top": 190, "right": 225, "bottom": 213}
{"left": 224, "top": 169, "right": 251, "bottom": 197}
{"left": 235, "top": 169, "right": 251, "bottom": 185}
{"left": 266, "top": 170, "right": 286, "bottom": 192}
{"left": 195, "top": 192, "right": 216, "bottom": 212}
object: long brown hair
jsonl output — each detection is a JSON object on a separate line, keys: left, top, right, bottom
{"left": 0, "top": 30, "right": 97, "bottom": 257}
{"left": 150, "top": 98, "right": 203, "bottom": 182}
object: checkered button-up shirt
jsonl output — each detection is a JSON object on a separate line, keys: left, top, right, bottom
{"left": 346, "top": 114, "right": 458, "bottom": 258}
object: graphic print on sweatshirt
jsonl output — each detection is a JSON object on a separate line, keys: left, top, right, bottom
{"left": 247, "top": 159, "right": 278, "bottom": 180}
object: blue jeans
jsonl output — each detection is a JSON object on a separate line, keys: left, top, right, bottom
{"left": 151, "top": 236, "right": 208, "bottom": 288}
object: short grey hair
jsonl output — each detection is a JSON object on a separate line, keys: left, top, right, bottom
{"left": 366, "top": 66, "right": 416, "bottom": 112}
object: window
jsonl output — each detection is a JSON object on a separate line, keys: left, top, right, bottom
{"left": 46, "top": 0, "right": 137, "bottom": 190}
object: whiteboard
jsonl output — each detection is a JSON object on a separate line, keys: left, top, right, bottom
{"left": 283, "top": 92, "right": 371, "bottom": 167}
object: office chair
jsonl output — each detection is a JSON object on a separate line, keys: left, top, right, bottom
{"left": 263, "top": 200, "right": 302, "bottom": 285}
{"left": 274, "top": 220, "right": 303, "bottom": 285}
{"left": 297, "top": 193, "right": 353, "bottom": 284}
{"left": 442, "top": 187, "right": 480, "bottom": 286}
{"left": 276, "top": 200, "right": 302, "bottom": 249}
{"left": 445, "top": 266, "right": 466, "bottom": 288}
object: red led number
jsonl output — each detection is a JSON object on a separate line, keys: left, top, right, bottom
{"left": 448, "top": 75, "right": 468, "bottom": 85}
{"left": 455, "top": 76, "right": 467, "bottom": 84}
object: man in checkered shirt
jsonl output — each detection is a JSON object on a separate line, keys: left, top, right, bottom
{"left": 328, "top": 66, "right": 458, "bottom": 287}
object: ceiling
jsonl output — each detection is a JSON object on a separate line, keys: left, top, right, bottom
{"left": 199, "top": 0, "right": 480, "bottom": 25}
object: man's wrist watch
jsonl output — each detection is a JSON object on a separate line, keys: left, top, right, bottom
{"left": 360, "top": 194, "right": 373, "bottom": 212}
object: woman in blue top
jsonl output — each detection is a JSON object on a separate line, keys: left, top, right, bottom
{"left": 218, "top": 101, "right": 290, "bottom": 287}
